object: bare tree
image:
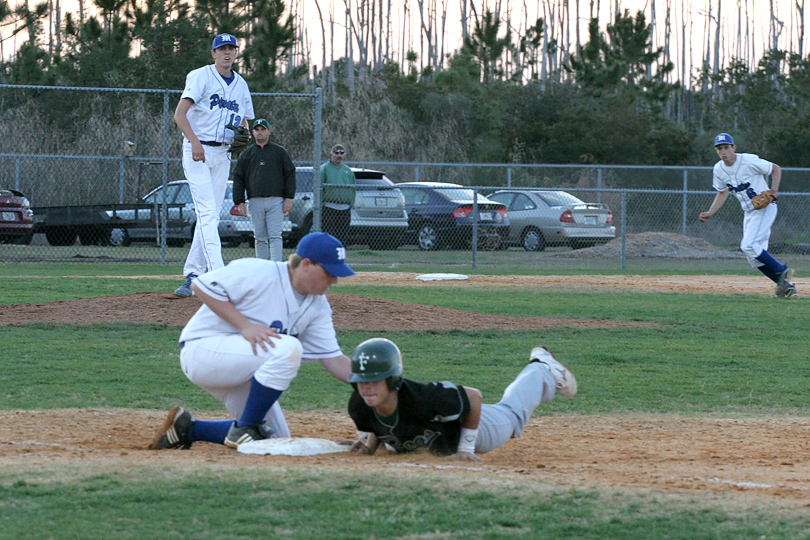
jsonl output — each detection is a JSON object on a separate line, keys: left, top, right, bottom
{"left": 770, "top": 0, "right": 784, "bottom": 52}
{"left": 796, "top": 0, "right": 805, "bottom": 57}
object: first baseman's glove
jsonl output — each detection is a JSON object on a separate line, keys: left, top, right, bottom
{"left": 751, "top": 189, "right": 777, "bottom": 210}
{"left": 226, "top": 124, "right": 252, "bottom": 156}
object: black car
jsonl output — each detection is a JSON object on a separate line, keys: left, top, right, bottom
{"left": 397, "top": 182, "right": 509, "bottom": 250}
{"left": 0, "top": 189, "right": 34, "bottom": 245}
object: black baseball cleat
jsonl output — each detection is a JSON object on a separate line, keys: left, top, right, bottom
{"left": 223, "top": 421, "right": 275, "bottom": 448}
{"left": 775, "top": 267, "right": 794, "bottom": 297}
{"left": 149, "top": 406, "right": 196, "bottom": 450}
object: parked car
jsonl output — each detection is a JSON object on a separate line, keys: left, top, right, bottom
{"left": 0, "top": 189, "right": 34, "bottom": 245}
{"left": 396, "top": 182, "right": 509, "bottom": 251}
{"left": 487, "top": 189, "right": 615, "bottom": 251}
{"left": 285, "top": 167, "right": 408, "bottom": 249}
{"left": 107, "top": 180, "right": 255, "bottom": 247}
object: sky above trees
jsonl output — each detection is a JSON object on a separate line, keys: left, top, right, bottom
{"left": 2, "top": 0, "right": 807, "bottom": 87}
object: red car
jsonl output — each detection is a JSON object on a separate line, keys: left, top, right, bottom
{"left": 0, "top": 189, "right": 35, "bottom": 245}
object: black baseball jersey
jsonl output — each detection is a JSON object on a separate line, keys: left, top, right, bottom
{"left": 348, "top": 379, "right": 471, "bottom": 456}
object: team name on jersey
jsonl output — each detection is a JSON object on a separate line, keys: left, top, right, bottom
{"left": 209, "top": 94, "right": 240, "bottom": 112}
{"left": 727, "top": 181, "right": 751, "bottom": 192}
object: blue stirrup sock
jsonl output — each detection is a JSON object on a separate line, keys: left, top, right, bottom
{"left": 757, "top": 265, "right": 779, "bottom": 283}
{"left": 237, "top": 377, "right": 283, "bottom": 427}
{"left": 755, "top": 250, "right": 786, "bottom": 279}
{"left": 189, "top": 420, "right": 233, "bottom": 445}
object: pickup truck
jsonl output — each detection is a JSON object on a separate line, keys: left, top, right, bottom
{"left": 33, "top": 180, "right": 256, "bottom": 247}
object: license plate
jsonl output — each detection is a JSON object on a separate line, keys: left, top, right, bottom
{"left": 584, "top": 215, "right": 597, "bottom": 225}
{"left": 479, "top": 212, "right": 493, "bottom": 221}
{"left": 374, "top": 197, "right": 389, "bottom": 207}
{"left": 1, "top": 212, "right": 16, "bottom": 222}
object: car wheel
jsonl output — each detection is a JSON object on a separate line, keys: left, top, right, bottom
{"left": 109, "top": 228, "right": 131, "bottom": 247}
{"left": 476, "top": 235, "right": 502, "bottom": 251}
{"left": 417, "top": 223, "right": 439, "bottom": 251}
{"left": 45, "top": 227, "right": 78, "bottom": 246}
{"left": 522, "top": 228, "right": 545, "bottom": 252}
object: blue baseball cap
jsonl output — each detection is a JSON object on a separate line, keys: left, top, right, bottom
{"left": 296, "top": 232, "right": 355, "bottom": 277}
{"left": 212, "top": 33, "right": 238, "bottom": 51}
{"left": 714, "top": 133, "right": 735, "bottom": 146}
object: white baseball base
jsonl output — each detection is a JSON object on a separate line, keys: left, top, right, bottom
{"left": 416, "top": 273, "right": 469, "bottom": 281}
{"left": 237, "top": 437, "right": 351, "bottom": 456}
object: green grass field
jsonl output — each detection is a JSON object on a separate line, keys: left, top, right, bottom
{"left": 1, "top": 264, "right": 808, "bottom": 539}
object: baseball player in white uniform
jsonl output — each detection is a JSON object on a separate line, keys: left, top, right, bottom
{"left": 700, "top": 133, "right": 796, "bottom": 298}
{"left": 149, "top": 232, "right": 355, "bottom": 450}
{"left": 173, "top": 33, "right": 255, "bottom": 297}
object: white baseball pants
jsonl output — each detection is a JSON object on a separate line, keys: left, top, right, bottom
{"left": 181, "top": 142, "right": 231, "bottom": 277}
{"left": 180, "top": 334, "right": 303, "bottom": 438}
{"left": 741, "top": 204, "right": 777, "bottom": 267}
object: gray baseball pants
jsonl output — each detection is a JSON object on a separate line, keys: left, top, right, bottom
{"left": 247, "top": 196, "right": 284, "bottom": 261}
{"left": 475, "top": 362, "right": 557, "bottom": 454}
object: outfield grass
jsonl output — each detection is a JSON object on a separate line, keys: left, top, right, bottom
{"left": 1, "top": 266, "right": 808, "bottom": 539}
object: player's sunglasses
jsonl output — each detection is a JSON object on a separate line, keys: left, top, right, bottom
{"left": 333, "top": 150, "right": 345, "bottom": 154}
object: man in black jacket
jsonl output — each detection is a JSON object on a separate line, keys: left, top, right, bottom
{"left": 232, "top": 119, "right": 296, "bottom": 261}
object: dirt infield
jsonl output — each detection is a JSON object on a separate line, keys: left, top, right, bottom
{"left": 1, "top": 273, "right": 808, "bottom": 503}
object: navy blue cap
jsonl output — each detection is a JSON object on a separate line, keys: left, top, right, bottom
{"left": 296, "top": 233, "right": 355, "bottom": 277}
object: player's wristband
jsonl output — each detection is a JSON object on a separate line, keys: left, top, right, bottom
{"left": 457, "top": 427, "right": 478, "bottom": 454}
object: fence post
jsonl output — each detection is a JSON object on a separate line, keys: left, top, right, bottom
{"left": 159, "top": 90, "right": 170, "bottom": 264}
{"left": 313, "top": 87, "right": 323, "bottom": 233}
{"left": 414, "top": 165, "right": 420, "bottom": 182}
{"left": 507, "top": 167, "right": 512, "bottom": 188}
{"left": 119, "top": 158, "right": 126, "bottom": 204}
{"left": 15, "top": 156, "right": 20, "bottom": 191}
{"left": 621, "top": 190, "right": 627, "bottom": 271}
{"left": 682, "top": 169, "right": 688, "bottom": 236}
{"left": 597, "top": 168, "right": 603, "bottom": 203}
{"left": 471, "top": 186, "right": 478, "bottom": 269}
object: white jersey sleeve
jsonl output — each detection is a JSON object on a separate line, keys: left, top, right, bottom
{"left": 178, "top": 259, "right": 342, "bottom": 360}
{"left": 712, "top": 153, "right": 774, "bottom": 211}
{"left": 180, "top": 65, "right": 254, "bottom": 144}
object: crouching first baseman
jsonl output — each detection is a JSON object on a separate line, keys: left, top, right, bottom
{"left": 338, "top": 338, "right": 577, "bottom": 462}
{"left": 700, "top": 133, "right": 797, "bottom": 298}
{"left": 149, "top": 232, "right": 354, "bottom": 450}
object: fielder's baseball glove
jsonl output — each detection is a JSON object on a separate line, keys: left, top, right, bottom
{"left": 226, "top": 124, "right": 252, "bottom": 156}
{"left": 751, "top": 189, "right": 777, "bottom": 210}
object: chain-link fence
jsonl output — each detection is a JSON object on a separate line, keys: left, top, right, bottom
{"left": 3, "top": 84, "right": 809, "bottom": 272}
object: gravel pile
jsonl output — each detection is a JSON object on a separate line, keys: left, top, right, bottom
{"left": 555, "top": 232, "right": 744, "bottom": 259}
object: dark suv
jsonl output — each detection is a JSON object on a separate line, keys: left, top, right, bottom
{"left": 0, "top": 189, "right": 35, "bottom": 245}
{"left": 285, "top": 168, "right": 408, "bottom": 249}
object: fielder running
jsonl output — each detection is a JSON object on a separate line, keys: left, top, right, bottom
{"left": 699, "top": 133, "right": 796, "bottom": 298}
{"left": 338, "top": 338, "right": 577, "bottom": 462}
{"left": 149, "top": 233, "right": 354, "bottom": 450}
{"left": 173, "top": 33, "right": 255, "bottom": 297}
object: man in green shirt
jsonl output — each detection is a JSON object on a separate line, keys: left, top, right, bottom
{"left": 319, "top": 144, "right": 356, "bottom": 244}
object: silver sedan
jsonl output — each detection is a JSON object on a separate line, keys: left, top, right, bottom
{"left": 487, "top": 189, "right": 615, "bottom": 251}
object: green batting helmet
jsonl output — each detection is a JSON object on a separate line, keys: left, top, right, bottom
{"left": 349, "top": 338, "right": 403, "bottom": 390}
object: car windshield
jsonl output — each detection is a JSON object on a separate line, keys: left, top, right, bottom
{"left": 534, "top": 191, "right": 584, "bottom": 207}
